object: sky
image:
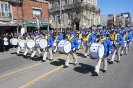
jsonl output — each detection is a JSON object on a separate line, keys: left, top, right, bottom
{"left": 98, "top": 0, "right": 133, "bottom": 21}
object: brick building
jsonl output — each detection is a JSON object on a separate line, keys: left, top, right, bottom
{"left": 0, "top": 0, "right": 49, "bottom": 34}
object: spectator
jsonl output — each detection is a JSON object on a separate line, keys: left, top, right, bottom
{"left": 3, "top": 35, "right": 9, "bottom": 51}
{"left": 0, "top": 36, "right": 4, "bottom": 52}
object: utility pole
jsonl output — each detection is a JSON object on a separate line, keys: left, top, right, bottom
{"left": 16, "top": 1, "right": 19, "bottom": 34}
{"left": 60, "top": 0, "right": 62, "bottom": 32}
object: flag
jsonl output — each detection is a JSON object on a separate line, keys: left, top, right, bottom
{"left": 36, "top": 17, "right": 40, "bottom": 29}
{"left": 57, "top": 15, "right": 61, "bottom": 24}
{"left": 55, "top": 2, "right": 59, "bottom": 7}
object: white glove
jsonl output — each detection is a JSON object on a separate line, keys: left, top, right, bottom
{"left": 109, "top": 51, "right": 112, "bottom": 54}
{"left": 73, "top": 48, "right": 75, "bottom": 51}
{"left": 48, "top": 45, "right": 50, "bottom": 47}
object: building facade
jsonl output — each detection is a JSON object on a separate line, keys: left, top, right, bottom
{"left": 0, "top": 0, "right": 49, "bottom": 34}
{"left": 49, "top": 0, "right": 100, "bottom": 30}
{"left": 100, "top": 15, "right": 108, "bottom": 26}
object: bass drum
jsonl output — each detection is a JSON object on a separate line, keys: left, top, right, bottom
{"left": 10, "top": 38, "right": 18, "bottom": 45}
{"left": 26, "top": 39, "right": 35, "bottom": 49}
{"left": 90, "top": 43, "right": 104, "bottom": 59}
{"left": 58, "top": 40, "right": 71, "bottom": 53}
{"left": 35, "top": 38, "right": 47, "bottom": 49}
{"left": 19, "top": 40, "right": 26, "bottom": 48}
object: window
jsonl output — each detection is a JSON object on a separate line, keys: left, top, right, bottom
{"left": 32, "top": 9, "right": 41, "bottom": 18}
{"left": 1, "top": 3, "right": 11, "bottom": 18}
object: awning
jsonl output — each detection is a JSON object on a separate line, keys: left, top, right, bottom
{"left": 25, "top": 20, "right": 49, "bottom": 27}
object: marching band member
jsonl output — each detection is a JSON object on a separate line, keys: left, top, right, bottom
{"left": 42, "top": 31, "right": 54, "bottom": 62}
{"left": 127, "top": 29, "right": 132, "bottom": 51}
{"left": 120, "top": 30, "right": 128, "bottom": 55}
{"left": 53, "top": 32, "right": 63, "bottom": 53}
{"left": 16, "top": 34, "right": 23, "bottom": 55}
{"left": 109, "top": 30, "right": 123, "bottom": 64}
{"left": 23, "top": 33, "right": 33, "bottom": 58}
{"left": 77, "top": 30, "right": 84, "bottom": 49}
{"left": 93, "top": 31, "right": 112, "bottom": 76}
{"left": 30, "top": 33, "right": 42, "bottom": 60}
{"left": 64, "top": 31, "right": 78, "bottom": 68}
{"left": 84, "top": 30, "right": 94, "bottom": 57}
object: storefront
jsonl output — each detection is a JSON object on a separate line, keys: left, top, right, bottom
{"left": 25, "top": 20, "right": 50, "bottom": 32}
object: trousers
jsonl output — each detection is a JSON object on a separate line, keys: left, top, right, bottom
{"left": 95, "top": 56, "right": 107, "bottom": 74}
{"left": 65, "top": 52, "right": 77, "bottom": 66}
{"left": 43, "top": 47, "right": 53, "bottom": 60}
{"left": 31, "top": 48, "right": 42, "bottom": 58}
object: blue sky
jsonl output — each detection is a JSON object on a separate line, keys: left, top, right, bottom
{"left": 98, "top": 0, "right": 133, "bottom": 20}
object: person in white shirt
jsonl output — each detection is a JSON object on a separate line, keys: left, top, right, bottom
{"left": 3, "top": 35, "right": 9, "bottom": 51}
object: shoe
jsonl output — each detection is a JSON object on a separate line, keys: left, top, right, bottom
{"left": 110, "top": 61, "right": 113, "bottom": 64}
{"left": 42, "top": 60, "right": 46, "bottom": 62}
{"left": 29, "top": 57, "right": 33, "bottom": 60}
{"left": 23, "top": 55, "right": 26, "bottom": 58}
{"left": 102, "top": 70, "right": 106, "bottom": 73}
{"left": 49, "top": 59, "right": 53, "bottom": 61}
{"left": 64, "top": 65, "right": 68, "bottom": 68}
{"left": 120, "top": 54, "right": 123, "bottom": 56}
{"left": 74, "top": 63, "right": 78, "bottom": 66}
{"left": 93, "top": 71, "right": 98, "bottom": 76}
{"left": 117, "top": 60, "right": 120, "bottom": 63}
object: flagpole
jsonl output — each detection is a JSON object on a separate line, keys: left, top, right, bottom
{"left": 60, "top": 0, "right": 62, "bottom": 32}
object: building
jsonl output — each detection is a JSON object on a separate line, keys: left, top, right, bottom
{"left": 121, "top": 12, "right": 132, "bottom": 27}
{"left": 49, "top": 0, "right": 100, "bottom": 30}
{"left": 116, "top": 15, "right": 125, "bottom": 27}
{"left": 100, "top": 15, "right": 108, "bottom": 27}
{"left": 0, "top": 0, "right": 49, "bottom": 34}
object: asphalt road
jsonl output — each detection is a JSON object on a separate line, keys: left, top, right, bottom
{"left": 0, "top": 47, "right": 133, "bottom": 88}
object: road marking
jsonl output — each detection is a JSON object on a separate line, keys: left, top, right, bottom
{"left": 18, "top": 55, "right": 81, "bottom": 88}
{"left": 0, "top": 49, "right": 83, "bottom": 79}
{"left": 0, "top": 55, "right": 66, "bottom": 79}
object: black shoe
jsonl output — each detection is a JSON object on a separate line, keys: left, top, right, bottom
{"left": 42, "top": 60, "right": 46, "bottom": 62}
{"left": 110, "top": 61, "right": 113, "bottom": 64}
{"left": 64, "top": 65, "right": 68, "bottom": 68}
{"left": 23, "top": 55, "right": 26, "bottom": 58}
{"left": 117, "top": 60, "right": 120, "bottom": 63}
{"left": 49, "top": 59, "right": 53, "bottom": 61}
{"left": 120, "top": 54, "right": 123, "bottom": 56}
{"left": 29, "top": 57, "right": 33, "bottom": 60}
{"left": 102, "top": 70, "right": 106, "bottom": 73}
{"left": 84, "top": 56, "right": 87, "bottom": 58}
{"left": 17, "top": 54, "right": 20, "bottom": 56}
{"left": 74, "top": 63, "right": 78, "bottom": 66}
{"left": 93, "top": 71, "right": 98, "bottom": 76}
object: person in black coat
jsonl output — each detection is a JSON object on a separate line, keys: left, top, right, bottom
{"left": 0, "top": 36, "right": 4, "bottom": 52}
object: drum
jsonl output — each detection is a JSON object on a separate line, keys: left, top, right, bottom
{"left": 35, "top": 38, "right": 47, "bottom": 48}
{"left": 19, "top": 40, "right": 26, "bottom": 48}
{"left": 90, "top": 43, "right": 104, "bottom": 59}
{"left": 26, "top": 39, "right": 35, "bottom": 49}
{"left": 53, "top": 42, "right": 57, "bottom": 46}
{"left": 58, "top": 40, "right": 71, "bottom": 53}
{"left": 123, "top": 41, "right": 127, "bottom": 47}
{"left": 10, "top": 38, "right": 18, "bottom": 45}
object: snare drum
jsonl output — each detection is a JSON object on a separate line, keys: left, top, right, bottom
{"left": 26, "top": 39, "right": 35, "bottom": 49}
{"left": 35, "top": 38, "right": 47, "bottom": 48}
{"left": 19, "top": 40, "right": 26, "bottom": 48}
{"left": 10, "top": 38, "right": 18, "bottom": 45}
{"left": 78, "top": 39, "right": 81, "bottom": 43}
{"left": 90, "top": 43, "right": 104, "bottom": 59}
{"left": 58, "top": 40, "right": 71, "bottom": 53}
{"left": 123, "top": 41, "right": 127, "bottom": 47}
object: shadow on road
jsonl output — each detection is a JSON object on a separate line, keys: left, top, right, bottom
{"left": 74, "top": 63, "right": 94, "bottom": 74}
{"left": 50, "top": 59, "right": 65, "bottom": 66}
{"left": 76, "top": 52, "right": 84, "bottom": 58}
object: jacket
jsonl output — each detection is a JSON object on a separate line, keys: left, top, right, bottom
{"left": 47, "top": 36, "right": 54, "bottom": 47}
